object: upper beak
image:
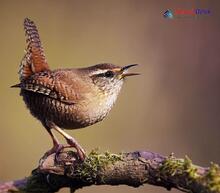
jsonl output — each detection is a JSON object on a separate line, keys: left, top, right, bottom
{"left": 121, "top": 64, "right": 140, "bottom": 78}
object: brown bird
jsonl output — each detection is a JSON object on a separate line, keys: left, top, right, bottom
{"left": 12, "top": 18, "right": 139, "bottom": 161}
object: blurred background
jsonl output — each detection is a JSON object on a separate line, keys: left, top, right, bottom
{"left": 0, "top": 0, "right": 220, "bottom": 193}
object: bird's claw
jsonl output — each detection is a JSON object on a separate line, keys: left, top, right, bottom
{"left": 66, "top": 138, "right": 86, "bottom": 161}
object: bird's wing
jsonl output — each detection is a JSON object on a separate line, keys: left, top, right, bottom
{"left": 12, "top": 71, "right": 85, "bottom": 105}
{"left": 19, "top": 18, "right": 50, "bottom": 80}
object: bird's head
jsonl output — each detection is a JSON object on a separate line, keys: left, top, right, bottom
{"left": 85, "top": 63, "right": 139, "bottom": 94}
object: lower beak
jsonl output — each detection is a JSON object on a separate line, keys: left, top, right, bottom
{"left": 121, "top": 64, "right": 140, "bottom": 78}
{"left": 122, "top": 72, "right": 140, "bottom": 78}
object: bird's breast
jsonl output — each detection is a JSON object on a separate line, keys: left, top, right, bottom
{"left": 20, "top": 82, "right": 121, "bottom": 129}
{"left": 79, "top": 90, "right": 119, "bottom": 124}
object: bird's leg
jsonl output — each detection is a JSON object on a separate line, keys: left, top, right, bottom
{"left": 43, "top": 128, "right": 64, "bottom": 157}
{"left": 53, "top": 126, "right": 86, "bottom": 161}
{"left": 45, "top": 121, "right": 86, "bottom": 161}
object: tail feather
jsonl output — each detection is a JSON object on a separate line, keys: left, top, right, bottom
{"left": 19, "top": 18, "right": 50, "bottom": 80}
{"left": 11, "top": 83, "right": 21, "bottom": 88}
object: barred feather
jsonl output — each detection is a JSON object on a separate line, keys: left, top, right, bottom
{"left": 15, "top": 70, "right": 76, "bottom": 105}
{"left": 19, "top": 18, "right": 49, "bottom": 80}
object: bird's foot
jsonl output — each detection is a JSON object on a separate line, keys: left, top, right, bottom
{"left": 40, "top": 144, "right": 64, "bottom": 163}
{"left": 65, "top": 138, "right": 86, "bottom": 161}
{"left": 40, "top": 142, "right": 85, "bottom": 165}
{"left": 48, "top": 144, "right": 64, "bottom": 156}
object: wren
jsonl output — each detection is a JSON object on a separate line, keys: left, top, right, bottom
{"left": 12, "top": 18, "right": 139, "bottom": 160}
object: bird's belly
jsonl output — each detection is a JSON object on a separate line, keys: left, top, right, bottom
{"left": 21, "top": 90, "right": 109, "bottom": 129}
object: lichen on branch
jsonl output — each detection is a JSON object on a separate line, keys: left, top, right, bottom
{"left": 0, "top": 150, "right": 220, "bottom": 193}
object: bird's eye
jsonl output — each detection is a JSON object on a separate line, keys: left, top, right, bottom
{"left": 104, "top": 71, "right": 114, "bottom": 78}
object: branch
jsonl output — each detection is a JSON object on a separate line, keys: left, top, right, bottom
{"left": 0, "top": 150, "right": 220, "bottom": 193}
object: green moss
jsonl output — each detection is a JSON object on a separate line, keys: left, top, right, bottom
{"left": 204, "top": 163, "right": 220, "bottom": 192}
{"left": 160, "top": 154, "right": 220, "bottom": 192}
{"left": 74, "top": 149, "right": 122, "bottom": 183}
{"left": 159, "top": 155, "right": 199, "bottom": 183}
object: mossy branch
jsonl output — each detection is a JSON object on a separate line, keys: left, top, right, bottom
{"left": 0, "top": 150, "right": 220, "bottom": 193}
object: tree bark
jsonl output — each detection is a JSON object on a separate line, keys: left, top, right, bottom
{"left": 0, "top": 150, "right": 220, "bottom": 193}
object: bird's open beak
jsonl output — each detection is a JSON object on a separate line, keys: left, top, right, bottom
{"left": 121, "top": 64, "right": 140, "bottom": 78}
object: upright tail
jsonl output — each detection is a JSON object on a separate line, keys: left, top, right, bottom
{"left": 19, "top": 18, "right": 50, "bottom": 80}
